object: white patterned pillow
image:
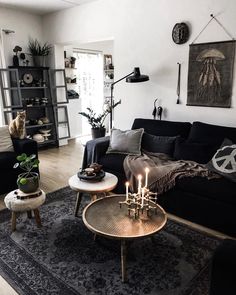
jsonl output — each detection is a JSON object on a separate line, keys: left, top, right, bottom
{"left": 207, "top": 138, "right": 236, "bottom": 182}
{"left": 0, "top": 126, "right": 14, "bottom": 152}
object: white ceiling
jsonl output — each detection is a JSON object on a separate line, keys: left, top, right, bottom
{"left": 0, "top": 0, "right": 96, "bottom": 15}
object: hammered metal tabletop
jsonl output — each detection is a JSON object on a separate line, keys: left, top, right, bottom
{"left": 82, "top": 195, "right": 167, "bottom": 239}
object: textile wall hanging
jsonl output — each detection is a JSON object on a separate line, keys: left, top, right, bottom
{"left": 187, "top": 40, "right": 235, "bottom": 108}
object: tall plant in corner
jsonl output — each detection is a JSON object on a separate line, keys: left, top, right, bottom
{"left": 28, "top": 38, "right": 52, "bottom": 67}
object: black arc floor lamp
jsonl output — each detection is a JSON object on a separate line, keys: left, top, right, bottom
{"left": 110, "top": 67, "right": 149, "bottom": 129}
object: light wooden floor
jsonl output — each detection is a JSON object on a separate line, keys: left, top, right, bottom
{"left": 38, "top": 138, "right": 84, "bottom": 193}
{"left": 0, "top": 138, "right": 231, "bottom": 294}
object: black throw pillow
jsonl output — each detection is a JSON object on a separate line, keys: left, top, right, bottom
{"left": 207, "top": 138, "right": 236, "bottom": 182}
{"left": 142, "top": 132, "right": 176, "bottom": 156}
{"left": 174, "top": 137, "right": 217, "bottom": 164}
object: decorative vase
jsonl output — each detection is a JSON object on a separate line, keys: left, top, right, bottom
{"left": 13, "top": 55, "right": 19, "bottom": 67}
{"left": 33, "top": 56, "right": 45, "bottom": 67}
{"left": 17, "top": 172, "right": 39, "bottom": 193}
{"left": 91, "top": 127, "right": 106, "bottom": 139}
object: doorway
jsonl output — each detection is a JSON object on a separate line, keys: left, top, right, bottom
{"left": 74, "top": 50, "right": 103, "bottom": 136}
{"left": 64, "top": 40, "right": 114, "bottom": 139}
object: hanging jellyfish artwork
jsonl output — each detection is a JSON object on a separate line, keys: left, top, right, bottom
{"left": 187, "top": 14, "right": 235, "bottom": 108}
{"left": 196, "top": 49, "right": 224, "bottom": 102}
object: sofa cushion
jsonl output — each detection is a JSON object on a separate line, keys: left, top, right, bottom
{"left": 0, "top": 126, "right": 14, "bottom": 152}
{"left": 142, "top": 132, "right": 176, "bottom": 156}
{"left": 174, "top": 137, "right": 217, "bottom": 164}
{"left": 107, "top": 128, "right": 144, "bottom": 155}
{"left": 0, "top": 152, "right": 16, "bottom": 171}
{"left": 207, "top": 138, "right": 236, "bottom": 183}
{"left": 99, "top": 153, "right": 127, "bottom": 175}
{"left": 176, "top": 176, "right": 236, "bottom": 206}
{"left": 189, "top": 121, "right": 236, "bottom": 145}
{"left": 132, "top": 118, "right": 192, "bottom": 138}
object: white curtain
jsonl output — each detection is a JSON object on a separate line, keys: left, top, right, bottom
{"left": 0, "top": 29, "right": 7, "bottom": 126}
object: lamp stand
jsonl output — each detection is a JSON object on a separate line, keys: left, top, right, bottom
{"left": 109, "top": 67, "right": 149, "bottom": 130}
{"left": 110, "top": 71, "right": 134, "bottom": 130}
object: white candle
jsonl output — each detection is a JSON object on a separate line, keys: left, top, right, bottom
{"left": 137, "top": 174, "right": 142, "bottom": 194}
{"left": 141, "top": 187, "right": 145, "bottom": 207}
{"left": 145, "top": 167, "right": 149, "bottom": 187}
{"left": 125, "top": 182, "right": 129, "bottom": 201}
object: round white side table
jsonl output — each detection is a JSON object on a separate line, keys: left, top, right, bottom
{"left": 68, "top": 172, "right": 118, "bottom": 217}
{"left": 4, "top": 189, "right": 46, "bottom": 232}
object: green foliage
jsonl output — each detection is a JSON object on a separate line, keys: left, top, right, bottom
{"left": 14, "top": 153, "right": 40, "bottom": 177}
{"left": 28, "top": 38, "right": 52, "bottom": 56}
{"left": 79, "top": 100, "right": 121, "bottom": 128}
{"left": 19, "top": 178, "right": 27, "bottom": 185}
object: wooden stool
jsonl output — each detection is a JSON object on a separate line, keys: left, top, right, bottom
{"left": 4, "top": 189, "right": 46, "bottom": 232}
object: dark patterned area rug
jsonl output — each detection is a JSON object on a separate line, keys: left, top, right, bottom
{"left": 0, "top": 187, "right": 221, "bottom": 295}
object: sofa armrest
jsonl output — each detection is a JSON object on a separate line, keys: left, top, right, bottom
{"left": 210, "top": 239, "right": 236, "bottom": 295}
{"left": 82, "top": 136, "right": 110, "bottom": 168}
{"left": 12, "top": 138, "right": 38, "bottom": 158}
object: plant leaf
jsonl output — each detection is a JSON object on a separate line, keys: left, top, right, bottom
{"left": 19, "top": 178, "right": 27, "bottom": 185}
{"left": 17, "top": 153, "right": 27, "bottom": 161}
{"left": 13, "top": 163, "right": 19, "bottom": 169}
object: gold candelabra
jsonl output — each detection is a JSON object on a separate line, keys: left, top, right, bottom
{"left": 119, "top": 169, "right": 158, "bottom": 219}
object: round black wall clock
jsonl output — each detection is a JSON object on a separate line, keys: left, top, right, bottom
{"left": 172, "top": 23, "right": 189, "bottom": 44}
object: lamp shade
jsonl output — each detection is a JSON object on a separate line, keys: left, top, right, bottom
{"left": 126, "top": 67, "right": 149, "bottom": 83}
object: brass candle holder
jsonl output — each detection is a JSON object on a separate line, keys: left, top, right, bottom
{"left": 119, "top": 188, "right": 158, "bottom": 219}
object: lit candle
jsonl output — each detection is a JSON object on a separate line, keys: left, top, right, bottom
{"left": 141, "top": 187, "right": 145, "bottom": 208}
{"left": 137, "top": 174, "right": 142, "bottom": 194}
{"left": 145, "top": 167, "right": 149, "bottom": 187}
{"left": 125, "top": 181, "right": 129, "bottom": 201}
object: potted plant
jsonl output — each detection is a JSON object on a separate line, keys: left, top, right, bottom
{"left": 79, "top": 101, "right": 121, "bottom": 139}
{"left": 14, "top": 153, "right": 40, "bottom": 193}
{"left": 28, "top": 38, "right": 52, "bottom": 67}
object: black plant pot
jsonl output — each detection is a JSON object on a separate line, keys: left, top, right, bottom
{"left": 17, "top": 172, "right": 39, "bottom": 193}
{"left": 91, "top": 127, "right": 106, "bottom": 139}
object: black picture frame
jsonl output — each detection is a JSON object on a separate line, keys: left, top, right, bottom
{"left": 187, "top": 40, "right": 235, "bottom": 108}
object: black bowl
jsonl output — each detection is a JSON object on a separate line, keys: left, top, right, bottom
{"left": 77, "top": 169, "right": 105, "bottom": 182}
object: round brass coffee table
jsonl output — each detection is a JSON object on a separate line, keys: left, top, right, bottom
{"left": 82, "top": 195, "right": 167, "bottom": 282}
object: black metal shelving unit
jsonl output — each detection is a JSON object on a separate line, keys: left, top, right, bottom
{"left": 0, "top": 66, "right": 70, "bottom": 148}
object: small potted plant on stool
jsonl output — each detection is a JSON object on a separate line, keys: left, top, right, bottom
{"left": 14, "top": 153, "right": 40, "bottom": 193}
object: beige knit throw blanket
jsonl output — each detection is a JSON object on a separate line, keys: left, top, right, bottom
{"left": 123, "top": 152, "right": 219, "bottom": 194}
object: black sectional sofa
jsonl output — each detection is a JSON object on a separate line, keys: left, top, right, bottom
{"left": 0, "top": 138, "right": 38, "bottom": 195}
{"left": 83, "top": 118, "right": 236, "bottom": 237}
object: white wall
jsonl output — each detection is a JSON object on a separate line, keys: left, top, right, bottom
{"left": 42, "top": 0, "right": 236, "bottom": 129}
{"left": 0, "top": 7, "right": 43, "bottom": 66}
